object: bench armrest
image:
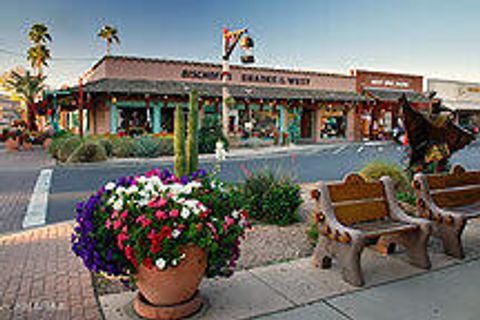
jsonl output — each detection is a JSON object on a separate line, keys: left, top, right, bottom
{"left": 381, "top": 176, "right": 431, "bottom": 228}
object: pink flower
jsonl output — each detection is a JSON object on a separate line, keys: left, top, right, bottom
{"left": 105, "top": 218, "right": 112, "bottom": 229}
{"left": 120, "top": 210, "right": 128, "bottom": 219}
{"left": 117, "top": 233, "right": 129, "bottom": 250}
{"left": 135, "top": 215, "right": 152, "bottom": 228}
{"left": 157, "top": 198, "right": 167, "bottom": 207}
{"left": 122, "top": 225, "right": 128, "bottom": 233}
{"left": 169, "top": 209, "right": 179, "bottom": 218}
{"left": 113, "top": 219, "right": 122, "bottom": 230}
{"left": 155, "top": 210, "right": 168, "bottom": 220}
{"left": 223, "top": 216, "right": 235, "bottom": 232}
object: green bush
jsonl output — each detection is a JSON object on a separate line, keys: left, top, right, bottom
{"left": 241, "top": 169, "right": 302, "bottom": 226}
{"left": 133, "top": 136, "right": 164, "bottom": 158}
{"left": 359, "top": 160, "right": 410, "bottom": 193}
{"left": 58, "top": 136, "right": 83, "bottom": 162}
{"left": 67, "top": 141, "right": 108, "bottom": 163}
{"left": 112, "top": 136, "right": 136, "bottom": 158}
{"left": 158, "top": 136, "right": 174, "bottom": 156}
{"left": 97, "top": 139, "right": 113, "bottom": 157}
{"left": 47, "top": 132, "right": 73, "bottom": 159}
{"left": 198, "top": 116, "right": 229, "bottom": 154}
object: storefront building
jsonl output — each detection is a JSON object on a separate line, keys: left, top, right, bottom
{"left": 352, "top": 70, "right": 430, "bottom": 140}
{"left": 59, "top": 56, "right": 366, "bottom": 143}
{"left": 427, "top": 79, "right": 480, "bottom": 133}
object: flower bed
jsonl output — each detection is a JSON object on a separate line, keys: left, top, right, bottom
{"left": 72, "top": 168, "right": 250, "bottom": 285}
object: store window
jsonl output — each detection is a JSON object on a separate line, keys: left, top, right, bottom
{"left": 319, "top": 106, "right": 346, "bottom": 139}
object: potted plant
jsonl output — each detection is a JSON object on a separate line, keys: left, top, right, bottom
{"left": 5, "top": 129, "right": 19, "bottom": 151}
{"left": 22, "top": 132, "right": 33, "bottom": 151}
{"left": 72, "top": 168, "right": 249, "bottom": 319}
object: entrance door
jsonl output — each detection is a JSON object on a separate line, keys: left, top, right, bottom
{"left": 301, "top": 109, "right": 313, "bottom": 138}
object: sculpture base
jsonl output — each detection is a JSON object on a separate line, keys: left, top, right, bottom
{"left": 133, "top": 291, "right": 203, "bottom": 320}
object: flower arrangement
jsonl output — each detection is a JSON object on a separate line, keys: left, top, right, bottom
{"left": 72, "top": 168, "right": 249, "bottom": 284}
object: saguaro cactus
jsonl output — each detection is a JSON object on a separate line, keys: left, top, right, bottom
{"left": 187, "top": 90, "right": 199, "bottom": 174}
{"left": 174, "top": 104, "right": 187, "bottom": 177}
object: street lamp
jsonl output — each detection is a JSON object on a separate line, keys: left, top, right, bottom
{"left": 221, "top": 27, "right": 254, "bottom": 136}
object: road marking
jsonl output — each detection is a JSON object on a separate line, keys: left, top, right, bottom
{"left": 357, "top": 146, "right": 364, "bottom": 153}
{"left": 332, "top": 145, "right": 348, "bottom": 155}
{"left": 23, "top": 169, "right": 53, "bottom": 229}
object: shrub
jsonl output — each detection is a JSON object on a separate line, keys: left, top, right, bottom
{"left": 97, "top": 139, "right": 113, "bottom": 157}
{"left": 67, "top": 141, "right": 108, "bottom": 163}
{"left": 242, "top": 169, "right": 302, "bottom": 226}
{"left": 133, "top": 136, "right": 164, "bottom": 158}
{"left": 158, "top": 136, "right": 174, "bottom": 156}
{"left": 198, "top": 116, "right": 229, "bottom": 154}
{"left": 58, "top": 136, "right": 83, "bottom": 162}
{"left": 112, "top": 136, "right": 136, "bottom": 158}
{"left": 47, "top": 132, "right": 73, "bottom": 159}
{"left": 359, "top": 160, "right": 410, "bottom": 193}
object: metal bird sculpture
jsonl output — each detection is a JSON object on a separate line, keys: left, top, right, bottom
{"left": 400, "top": 94, "right": 475, "bottom": 172}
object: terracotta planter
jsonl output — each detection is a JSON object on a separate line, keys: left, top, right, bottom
{"left": 134, "top": 244, "right": 207, "bottom": 320}
{"left": 23, "top": 142, "right": 33, "bottom": 151}
{"left": 5, "top": 138, "right": 19, "bottom": 152}
{"left": 43, "top": 138, "right": 52, "bottom": 150}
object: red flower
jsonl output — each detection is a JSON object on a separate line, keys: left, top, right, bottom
{"left": 196, "top": 223, "right": 203, "bottom": 232}
{"left": 143, "top": 257, "right": 153, "bottom": 269}
{"left": 160, "top": 226, "right": 172, "bottom": 239}
{"left": 150, "top": 241, "right": 162, "bottom": 254}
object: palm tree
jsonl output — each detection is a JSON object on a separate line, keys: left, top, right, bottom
{"left": 5, "top": 70, "right": 45, "bottom": 131}
{"left": 27, "top": 23, "right": 52, "bottom": 76}
{"left": 98, "top": 25, "right": 120, "bottom": 55}
{"left": 27, "top": 45, "right": 51, "bottom": 75}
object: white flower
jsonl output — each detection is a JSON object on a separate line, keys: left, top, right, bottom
{"left": 113, "top": 199, "right": 123, "bottom": 211}
{"left": 172, "top": 229, "right": 181, "bottom": 239}
{"left": 182, "top": 185, "right": 192, "bottom": 195}
{"left": 127, "top": 185, "right": 138, "bottom": 194}
{"left": 181, "top": 207, "right": 191, "bottom": 219}
{"left": 115, "top": 186, "right": 126, "bottom": 195}
{"left": 232, "top": 210, "right": 239, "bottom": 219}
{"left": 136, "top": 198, "right": 149, "bottom": 207}
{"left": 171, "top": 259, "right": 179, "bottom": 267}
{"left": 150, "top": 175, "right": 161, "bottom": 186}
{"left": 105, "top": 182, "right": 116, "bottom": 191}
{"left": 136, "top": 176, "right": 147, "bottom": 184}
{"left": 155, "top": 258, "right": 167, "bottom": 270}
{"left": 188, "top": 181, "right": 202, "bottom": 189}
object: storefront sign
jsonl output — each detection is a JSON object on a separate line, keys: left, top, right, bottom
{"left": 241, "top": 73, "right": 310, "bottom": 86}
{"left": 370, "top": 79, "right": 410, "bottom": 88}
{"left": 181, "top": 69, "right": 221, "bottom": 80}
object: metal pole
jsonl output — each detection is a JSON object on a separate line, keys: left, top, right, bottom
{"left": 222, "top": 58, "right": 230, "bottom": 137}
{"left": 78, "top": 79, "right": 83, "bottom": 138}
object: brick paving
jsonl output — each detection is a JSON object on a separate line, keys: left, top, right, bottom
{"left": 0, "top": 147, "right": 54, "bottom": 233}
{"left": 0, "top": 222, "right": 102, "bottom": 320}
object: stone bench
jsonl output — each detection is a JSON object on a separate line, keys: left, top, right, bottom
{"left": 413, "top": 165, "right": 480, "bottom": 259}
{"left": 311, "top": 173, "right": 432, "bottom": 286}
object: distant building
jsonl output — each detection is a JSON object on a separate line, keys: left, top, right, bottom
{"left": 428, "top": 79, "right": 480, "bottom": 133}
{"left": 0, "top": 93, "right": 21, "bottom": 129}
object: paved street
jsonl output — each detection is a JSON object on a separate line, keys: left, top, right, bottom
{"left": 0, "top": 141, "right": 479, "bottom": 233}
{"left": 47, "top": 141, "right": 480, "bottom": 226}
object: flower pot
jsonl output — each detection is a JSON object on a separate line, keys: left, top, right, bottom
{"left": 43, "top": 138, "right": 52, "bottom": 150}
{"left": 5, "top": 138, "right": 19, "bottom": 151}
{"left": 134, "top": 244, "right": 207, "bottom": 319}
{"left": 23, "top": 142, "right": 33, "bottom": 151}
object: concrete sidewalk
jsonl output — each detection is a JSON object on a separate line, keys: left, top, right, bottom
{"left": 100, "top": 219, "right": 480, "bottom": 320}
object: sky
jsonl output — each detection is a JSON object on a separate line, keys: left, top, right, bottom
{"left": 0, "top": 0, "right": 479, "bottom": 88}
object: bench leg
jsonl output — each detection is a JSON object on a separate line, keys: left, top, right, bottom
{"left": 434, "top": 220, "right": 466, "bottom": 259}
{"left": 312, "top": 236, "right": 333, "bottom": 269}
{"left": 397, "top": 226, "right": 431, "bottom": 269}
{"left": 337, "top": 240, "right": 365, "bottom": 287}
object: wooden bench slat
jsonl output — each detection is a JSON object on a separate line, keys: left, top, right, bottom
{"left": 427, "top": 172, "right": 480, "bottom": 190}
{"left": 328, "top": 182, "right": 385, "bottom": 202}
{"left": 351, "top": 219, "right": 418, "bottom": 238}
{"left": 333, "top": 199, "right": 389, "bottom": 225}
{"left": 432, "top": 186, "right": 480, "bottom": 208}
